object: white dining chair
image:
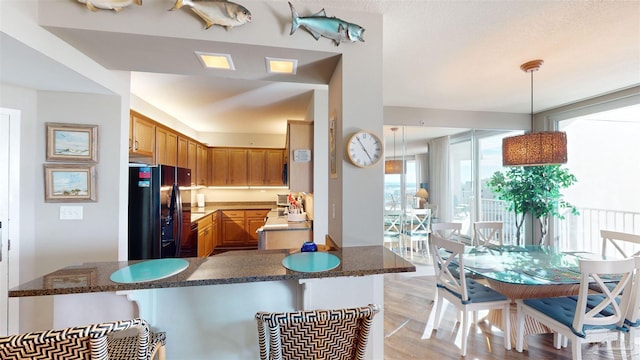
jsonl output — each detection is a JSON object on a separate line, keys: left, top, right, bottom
{"left": 473, "top": 221, "right": 503, "bottom": 247}
{"left": 425, "top": 235, "right": 511, "bottom": 356}
{"left": 404, "top": 208, "right": 431, "bottom": 259}
{"left": 600, "top": 229, "right": 640, "bottom": 258}
{"left": 516, "top": 257, "right": 636, "bottom": 360}
{"left": 431, "top": 222, "right": 462, "bottom": 243}
{"left": 383, "top": 208, "right": 403, "bottom": 252}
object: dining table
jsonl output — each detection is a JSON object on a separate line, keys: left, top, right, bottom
{"left": 424, "top": 244, "right": 609, "bottom": 348}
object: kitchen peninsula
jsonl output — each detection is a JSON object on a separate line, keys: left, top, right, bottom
{"left": 9, "top": 245, "right": 414, "bottom": 359}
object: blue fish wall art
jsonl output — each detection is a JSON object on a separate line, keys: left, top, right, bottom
{"left": 289, "top": 2, "right": 365, "bottom": 46}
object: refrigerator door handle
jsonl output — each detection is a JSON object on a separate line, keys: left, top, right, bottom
{"left": 174, "top": 184, "right": 183, "bottom": 257}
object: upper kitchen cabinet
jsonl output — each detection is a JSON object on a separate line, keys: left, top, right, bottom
{"left": 196, "top": 143, "right": 208, "bottom": 186}
{"left": 266, "top": 149, "right": 285, "bottom": 185}
{"left": 156, "top": 126, "right": 178, "bottom": 166}
{"left": 187, "top": 140, "right": 197, "bottom": 178}
{"left": 248, "top": 149, "right": 285, "bottom": 186}
{"left": 287, "top": 120, "right": 313, "bottom": 193}
{"left": 210, "top": 148, "right": 247, "bottom": 186}
{"left": 129, "top": 110, "right": 155, "bottom": 160}
{"left": 177, "top": 136, "right": 188, "bottom": 169}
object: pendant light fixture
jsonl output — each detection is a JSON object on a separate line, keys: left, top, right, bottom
{"left": 502, "top": 59, "right": 567, "bottom": 166}
{"left": 384, "top": 127, "right": 405, "bottom": 174}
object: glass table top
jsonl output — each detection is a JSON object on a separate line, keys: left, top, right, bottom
{"left": 459, "top": 245, "right": 607, "bottom": 285}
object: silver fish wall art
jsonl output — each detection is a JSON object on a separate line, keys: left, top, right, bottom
{"left": 76, "top": 0, "right": 141, "bottom": 12}
{"left": 289, "top": 2, "right": 365, "bottom": 46}
{"left": 171, "top": 0, "right": 252, "bottom": 31}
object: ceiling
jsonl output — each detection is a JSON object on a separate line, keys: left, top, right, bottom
{"left": 1, "top": 1, "right": 639, "bottom": 148}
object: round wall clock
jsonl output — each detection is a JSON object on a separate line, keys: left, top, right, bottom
{"left": 346, "top": 130, "right": 384, "bottom": 168}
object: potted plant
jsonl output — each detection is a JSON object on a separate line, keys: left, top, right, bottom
{"left": 486, "top": 165, "right": 579, "bottom": 245}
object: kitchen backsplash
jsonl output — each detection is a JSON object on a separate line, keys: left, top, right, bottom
{"left": 194, "top": 188, "right": 287, "bottom": 204}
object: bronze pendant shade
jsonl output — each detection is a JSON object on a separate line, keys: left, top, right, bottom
{"left": 502, "top": 60, "right": 568, "bottom": 166}
{"left": 385, "top": 127, "right": 405, "bottom": 174}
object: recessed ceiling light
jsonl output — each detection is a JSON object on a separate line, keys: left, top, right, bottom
{"left": 195, "top": 51, "right": 235, "bottom": 70}
{"left": 265, "top": 57, "right": 298, "bottom": 74}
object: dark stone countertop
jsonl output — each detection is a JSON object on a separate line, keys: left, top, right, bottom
{"left": 190, "top": 202, "right": 274, "bottom": 222}
{"left": 9, "top": 246, "right": 415, "bottom": 297}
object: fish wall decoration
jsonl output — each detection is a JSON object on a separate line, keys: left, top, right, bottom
{"left": 289, "top": 2, "right": 365, "bottom": 46}
{"left": 76, "top": 0, "right": 141, "bottom": 12}
{"left": 171, "top": 0, "right": 252, "bottom": 31}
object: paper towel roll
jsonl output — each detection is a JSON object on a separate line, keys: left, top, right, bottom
{"left": 197, "top": 194, "right": 205, "bottom": 207}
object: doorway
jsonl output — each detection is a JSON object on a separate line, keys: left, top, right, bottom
{"left": 1, "top": 107, "right": 20, "bottom": 335}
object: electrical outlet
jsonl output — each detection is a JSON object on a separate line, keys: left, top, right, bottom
{"left": 60, "top": 206, "right": 83, "bottom": 220}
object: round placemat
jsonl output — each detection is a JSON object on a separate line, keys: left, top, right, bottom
{"left": 110, "top": 258, "right": 189, "bottom": 284}
{"left": 282, "top": 252, "right": 341, "bottom": 273}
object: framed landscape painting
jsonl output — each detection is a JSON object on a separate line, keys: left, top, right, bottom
{"left": 44, "top": 164, "right": 97, "bottom": 202}
{"left": 46, "top": 122, "right": 98, "bottom": 162}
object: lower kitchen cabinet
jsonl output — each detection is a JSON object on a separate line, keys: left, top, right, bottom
{"left": 218, "top": 209, "right": 270, "bottom": 250}
{"left": 197, "top": 213, "right": 214, "bottom": 257}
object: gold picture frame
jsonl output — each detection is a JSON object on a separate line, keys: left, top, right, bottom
{"left": 44, "top": 164, "right": 97, "bottom": 202}
{"left": 46, "top": 122, "right": 98, "bottom": 162}
{"left": 44, "top": 268, "right": 97, "bottom": 289}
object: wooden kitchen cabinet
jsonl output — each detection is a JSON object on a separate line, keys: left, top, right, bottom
{"left": 248, "top": 149, "right": 266, "bottom": 186}
{"left": 248, "top": 149, "right": 284, "bottom": 186}
{"left": 196, "top": 143, "right": 208, "bottom": 186}
{"left": 217, "top": 209, "right": 269, "bottom": 250}
{"left": 265, "top": 149, "right": 285, "bottom": 185}
{"left": 220, "top": 210, "right": 246, "bottom": 247}
{"left": 187, "top": 140, "right": 197, "bottom": 182}
{"left": 245, "top": 209, "right": 269, "bottom": 245}
{"left": 156, "top": 126, "right": 177, "bottom": 166}
{"left": 197, "top": 213, "right": 214, "bottom": 257}
{"left": 177, "top": 136, "right": 188, "bottom": 168}
{"left": 210, "top": 148, "right": 247, "bottom": 186}
{"left": 129, "top": 111, "right": 155, "bottom": 158}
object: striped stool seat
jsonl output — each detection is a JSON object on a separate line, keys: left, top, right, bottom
{"left": 256, "top": 304, "right": 379, "bottom": 360}
{"left": 0, "top": 318, "right": 166, "bottom": 360}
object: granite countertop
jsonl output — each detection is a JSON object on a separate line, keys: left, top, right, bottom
{"left": 261, "top": 210, "right": 312, "bottom": 231}
{"left": 9, "top": 246, "right": 415, "bottom": 297}
{"left": 190, "top": 202, "right": 274, "bottom": 222}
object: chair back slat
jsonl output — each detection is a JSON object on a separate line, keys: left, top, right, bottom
{"left": 572, "top": 258, "right": 636, "bottom": 333}
{"left": 601, "top": 230, "right": 640, "bottom": 258}
{"left": 473, "top": 221, "right": 503, "bottom": 247}
{"left": 430, "top": 235, "right": 468, "bottom": 301}
{"left": 431, "top": 222, "right": 462, "bottom": 242}
{"left": 407, "top": 209, "right": 431, "bottom": 236}
{"left": 626, "top": 256, "right": 640, "bottom": 327}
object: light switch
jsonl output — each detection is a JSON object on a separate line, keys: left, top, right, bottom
{"left": 60, "top": 206, "right": 83, "bottom": 220}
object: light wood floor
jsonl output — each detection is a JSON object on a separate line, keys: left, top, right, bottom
{"left": 383, "top": 255, "right": 640, "bottom": 360}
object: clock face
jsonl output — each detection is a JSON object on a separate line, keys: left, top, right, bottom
{"left": 347, "top": 131, "right": 384, "bottom": 168}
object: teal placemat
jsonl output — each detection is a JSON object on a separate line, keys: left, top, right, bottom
{"left": 282, "top": 252, "right": 340, "bottom": 273}
{"left": 110, "top": 258, "right": 189, "bottom": 283}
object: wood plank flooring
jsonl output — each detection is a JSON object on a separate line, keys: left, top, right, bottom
{"left": 383, "top": 256, "right": 640, "bottom": 360}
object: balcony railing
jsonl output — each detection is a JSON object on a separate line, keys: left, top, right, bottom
{"left": 479, "top": 201, "right": 640, "bottom": 252}
{"left": 556, "top": 207, "right": 640, "bottom": 253}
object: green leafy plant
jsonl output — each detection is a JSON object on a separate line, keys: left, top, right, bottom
{"left": 487, "top": 165, "right": 579, "bottom": 245}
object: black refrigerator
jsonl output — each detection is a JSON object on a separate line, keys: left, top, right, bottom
{"left": 128, "top": 164, "right": 191, "bottom": 260}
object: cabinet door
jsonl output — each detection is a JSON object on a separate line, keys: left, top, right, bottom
{"left": 210, "top": 148, "right": 229, "bottom": 186}
{"left": 220, "top": 211, "right": 246, "bottom": 246}
{"left": 177, "top": 136, "right": 188, "bottom": 168}
{"left": 166, "top": 131, "right": 178, "bottom": 166}
{"left": 265, "top": 149, "right": 285, "bottom": 185}
{"left": 211, "top": 212, "right": 219, "bottom": 252}
{"left": 245, "top": 210, "right": 269, "bottom": 245}
{"left": 130, "top": 112, "right": 155, "bottom": 157}
{"left": 228, "top": 149, "right": 248, "bottom": 185}
{"left": 197, "top": 144, "right": 208, "bottom": 186}
{"left": 187, "top": 140, "right": 197, "bottom": 180}
{"left": 156, "top": 127, "right": 168, "bottom": 165}
{"left": 156, "top": 127, "right": 178, "bottom": 166}
{"left": 248, "top": 149, "right": 266, "bottom": 186}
